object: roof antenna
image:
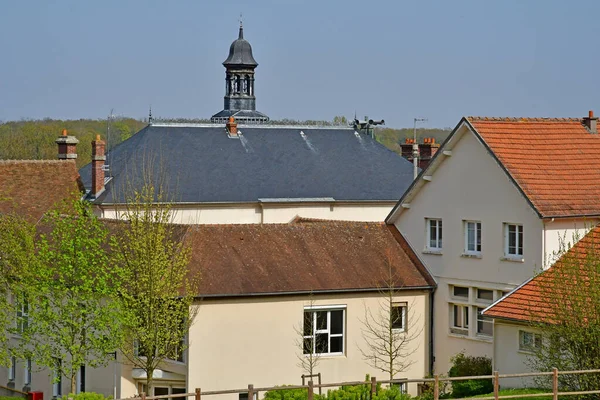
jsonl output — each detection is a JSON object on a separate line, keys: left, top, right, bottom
{"left": 148, "top": 105, "right": 153, "bottom": 124}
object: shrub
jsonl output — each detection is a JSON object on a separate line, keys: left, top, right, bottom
{"left": 447, "top": 352, "right": 492, "bottom": 398}
{"left": 264, "top": 387, "right": 324, "bottom": 400}
{"left": 65, "top": 393, "right": 113, "bottom": 400}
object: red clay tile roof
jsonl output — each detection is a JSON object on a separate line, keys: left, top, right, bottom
{"left": 185, "top": 221, "right": 435, "bottom": 297}
{"left": 484, "top": 224, "right": 600, "bottom": 323}
{"left": 467, "top": 117, "right": 600, "bottom": 218}
{"left": 0, "top": 160, "right": 84, "bottom": 222}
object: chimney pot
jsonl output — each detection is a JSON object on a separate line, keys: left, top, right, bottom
{"left": 226, "top": 116, "right": 238, "bottom": 136}
{"left": 590, "top": 110, "right": 594, "bottom": 118}
{"left": 56, "top": 129, "right": 79, "bottom": 159}
{"left": 91, "top": 135, "right": 106, "bottom": 198}
{"left": 584, "top": 110, "right": 598, "bottom": 134}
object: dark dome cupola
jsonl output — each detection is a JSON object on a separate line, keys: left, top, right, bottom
{"left": 211, "top": 22, "right": 269, "bottom": 124}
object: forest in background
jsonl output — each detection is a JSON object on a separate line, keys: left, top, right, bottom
{"left": 0, "top": 117, "right": 452, "bottom": 168}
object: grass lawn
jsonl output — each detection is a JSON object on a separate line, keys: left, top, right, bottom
{"left": 464, "top": 388, "right": 552, "bottom": 400}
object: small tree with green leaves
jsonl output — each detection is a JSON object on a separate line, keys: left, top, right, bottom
{"left": 17, "top": 199, "right": 124, "bottom": 394}
{"left": 295, "top": 294, "right": 322, "bottom": 380}
{"left": 359, "top": 252, "right": 423, "bottom": 381}
{"left": 526, "top": 230, "right": 600, "bottom": 395}
{"left": 112, "top": 181, "right": 200, "bottom": 394}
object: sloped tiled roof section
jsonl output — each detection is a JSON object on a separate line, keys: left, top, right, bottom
{"left": 0, "top": 160, "right": 83, "bottom": 222}
{"left": 185, "top": 221, "right": 435, "bottom": 297}
{"left": 484, "top": 224, "right": 600, "bottom": 323}
{"left": 467, "top": 117, "right": 600, "bottom": 218}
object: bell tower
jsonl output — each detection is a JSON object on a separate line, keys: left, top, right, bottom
{"left": 211, "top": 22, "right": 269, "bottom": 124}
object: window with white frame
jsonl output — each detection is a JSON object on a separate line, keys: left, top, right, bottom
{"left": 391, "top": 303, "right": 407, "bottom": 332}
{"left": 504, "top": 224, "right": 523, "bottom": 257}
{"left": 452, "top": 286, "right": 469, "bottom": 300}
{"left": 476, "top": 289, "right": 494, "bottom": 303}
{"left": 475, "top": 307, "right": 493, "bottom": 336}
{"left": 52, "top": 359, "right": 62, "bottom": 398}
{"left": 16, "top": 296, "right": 29, "bottom": 334}
{"left": 8, "top": 356, "right": 16, "bottom": 381}
{"left": 24, "top": 358, "right": 32, "bottom": 386}
{"left": 76, "top": 365, "right": 85, "bottom": 393}
{"left": 303, "top": 307, "right": 345, "bottom": 355}
{"left": 519, "top": 330, "right": 542, "bottom": 351}
{"left": 450, "top": 304, "right": 469, "bottom": 335}
{"left": 464, "top": 221, "right": 482, "bottom": 255}
{"left": 426, "top": 219, "right": 442, "bottom": 250}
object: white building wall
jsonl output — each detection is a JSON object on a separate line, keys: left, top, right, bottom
{"left": 543, "top": 218, "right": 599, "bottom": 267}
{"left": 187, "top": 291, "right": 431, "bottom": 400}
{"left": 97, "top": 202, "right": 396, "bottom": 224}
{"left": 393, "top": 126, "right": 544, "bottom": 374}
{"left": 492, "top": 321, "right": 538, "bottom": 388}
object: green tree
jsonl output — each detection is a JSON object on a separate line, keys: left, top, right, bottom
{"left": 526, "top": 231, "right": 600, "bottom": 395}
{"left": 111, "top": 181, "right": 200, "bottom": 394}
{"left": 17, "top": 199, "right": 123, "bottom": 394}
{"left": 0, "top": 213, "right": 37, "bottom": 366}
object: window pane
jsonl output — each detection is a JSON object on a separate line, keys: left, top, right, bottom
{"left": 330, "top": 310, "right": 343, "bottom": 334}
{"left": 476, "top": 223, "right": 482, "bottom": 251}
{"left": 508, "top": 225, "right": 516, "bottom": 254}
{"left": 391, "top": 306, "right": 405, "bottom": 330}
{"left": 518, "top": 226, "right": 523, "bottom": 255}
{"left": 316, "top": 311, "right": 327, "bottom": 331}
{"left": 453, "top": 286, "right": 469, "bottom": 298}
{"left": 429, "top": 221, "right": 437, "bottom": 248}
{"left": 303, "top": 312, "right": 313, "bottom": 336}
{"left": 478, "top": 320, "right": 493, "bottom": 336}
{"left": 453, "top": 305, "right": 462, "bottom": 327}
{"left": 315, "top": 333, "right": 328, "bottom": 353}
{"left": 464, "top": 307, "right": 469, "bottom": 327}
{"left": 467, "top": 223, "right": 475, "bottom": 251}
{"left": 303, "top": 337, "right": 313, "bottom": 354}
{"left": 330, "top": 336, "right": 343, "bottom": 353}
{"left": 477, "top": 289, "right": 494, "bottom": 301}
{"left": 438, "top": 220, "right": 442, "bottom": 243}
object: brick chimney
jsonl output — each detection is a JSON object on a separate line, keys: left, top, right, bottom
{"left": 55, "top": 129, "right": 79, "bottom": 159}
{"left": 400, "top": 138, "right": 440, "bottom": 170}
{"left": 91, "top": 135, "right": 106, "bottom": 197}
{"left": 584, "top": 110, "right": 598, "bottom": 134}
{"left": 226, "top": 116, "right": 238, "bottom": 137}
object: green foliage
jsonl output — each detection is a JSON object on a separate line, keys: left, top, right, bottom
{"left": 0, "top": 118, "right": 145, "bottom": 168}
{"left": 264, "top": 387, "right": 324, "bottom": 400}
{"left": 464, "top": 388, "right": 550, "bottom": 400}
{"left": 447, "top": 352, "right": 492, "bottom": 398}
{"left": 66, "top": 393, "right": 113, "bottom": 400}
{"left": 264, "top": 380, "right": 410, "bottom": 400}
{"left": 15, "top": 199, "right": 123, "bottom": 393}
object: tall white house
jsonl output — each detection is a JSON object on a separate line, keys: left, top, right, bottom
{"left": 386, "top": 112, "right": 600, "bottom": 374}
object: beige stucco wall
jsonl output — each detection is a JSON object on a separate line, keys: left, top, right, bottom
{"left": 188, "top": 291, "right": 431, "bottom": 399}
{"left": 392, "top": 125, "right": 544, "bottom": 374}
{"left": 543, "top": 218, "right": 599, "bottom": 268}
{"left": 492, "top": 321, "right": 539, "bottom": 388}
{"left": 97, "top": 202, "right": 396, "bottom": 224}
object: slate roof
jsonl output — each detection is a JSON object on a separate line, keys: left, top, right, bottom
{"left": 0, "top": 160, "right": 83, "bottom": 222}
{"left": 467, "top": 117, "right": 600, "bottom": 218}
{"left": 79, "top": 124, "right": 415, "bottom": 205}
{"left": 223, "top": 25, "right": 258, "bottom": 67}
{"left": 183, "top": 220, "right": 436, "bottom": 297}
{"left": 484, "top": 224, "right": 600, "bottom": 323}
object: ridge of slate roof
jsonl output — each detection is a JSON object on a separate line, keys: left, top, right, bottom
{"left": 0, "top": 160, "right": 83, "bottom": 222}
{"left": 483, "top": 224, "right": 600, "bottom": 323}
{"left": 79, "top": 124, "right": 415, "bottom": 204}
{"left": 183, "top": 221, "right": 436, "bottom": 297}
{"left": 466, "top": 116, "right": 600, "bottom": 218}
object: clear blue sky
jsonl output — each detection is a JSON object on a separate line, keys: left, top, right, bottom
{"left": 1, "top": 0, "right": 598, "bottom": 128}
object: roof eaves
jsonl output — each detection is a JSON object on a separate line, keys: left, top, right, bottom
{"left": 464, "top": 118, "right": 543, "bottom": 219}
{"left": 482, "top": 274, "right": 537, "bottom": 316}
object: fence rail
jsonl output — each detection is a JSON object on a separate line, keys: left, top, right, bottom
{"left": 121, "top": 368, "right": 600, "bottom": 400}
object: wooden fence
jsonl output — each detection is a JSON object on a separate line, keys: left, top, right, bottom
{"left": 120, "top": 368, "right": 600, "bottom": 400}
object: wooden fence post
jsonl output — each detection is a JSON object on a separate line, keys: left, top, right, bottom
{"left": 433, "top": 375, "right": 439, "bottom": 400}
{"left": 552, "top": 368, "right": 558, "bottom": 400}
{"left": 141, "top": 392, "right": 146, "bottom": 400}
{"left": 195, "top": 388, "right": 201, "bottom": 400}
{"left": 248, "top": 384, "right": 254, "bottom": 400}
{"left": 371, "top": 376, "right": 377, "bottom": 398}
{"left": 493, "top": 371, "right": 499, "bottom": 400}
{"left": 308, "top": 380, "right": 314, "bottom": 400}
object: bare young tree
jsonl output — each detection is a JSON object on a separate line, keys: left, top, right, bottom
{"left": 359, "top": 252, "right": 423, "bottom": 381}
{"left": 295, "top": 293, "right": 322, "bottom": 379}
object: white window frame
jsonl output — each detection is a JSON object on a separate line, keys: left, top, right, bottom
{"left": 76, "top": 364, "right": 85, "bottom": 394}
{"left": 16, "top": 296, "right": 29, "bottom": 334}
{"left": 519, "top": 330, "right": 542, "bottom": 352}
{"left": 476, "top": 288, "right": 494, "bottom": 303}
{"left": 8, "top": 356, "right": 16, "bottom": 382}
{"left": 303, "top": 306, "right": 345, "bottom": 356}
{"left": 451, "top": 285, "right": 469, "bottom": 300}
{"left": 391, "top": 303, "right": 407, "bottom": 332}
{"left": 464, "top": 221, "right": 482, "bottom": 255}
{"left": 24, "top": 358, "right": 32, "bottom": 386}
{"left": 504, "top": 223, "right": 524, "bottom": 257}
{"left": 475, "top": 307, "right": 493, "bottom": 337}
{"left": 52, "top": 359, "right": 62, "bottom": 398}
{"left": 450, "top": 304, "right": 469, "bottom": 335}
{"left": 426, "top": 218, "right": 443, "bottom": 251}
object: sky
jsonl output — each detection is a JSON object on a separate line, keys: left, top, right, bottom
{"left": 1, "top": 0, "right": 599, "bottom": 129}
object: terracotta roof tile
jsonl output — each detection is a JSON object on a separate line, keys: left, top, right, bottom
{"left": 0, "top": 160, "right": 83, "bottom": 222}
{"left": 467, "top": 117, "right": 600, "bottom": 217}
{"left": 183, "top": 221, "right": 436, "bottom": 297}
{"left": 484, "top": 224, "right": 600, "bottom": 322}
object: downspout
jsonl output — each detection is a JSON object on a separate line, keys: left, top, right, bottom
{"left": 429, "top": 288, "right": 435, "bottom": 375}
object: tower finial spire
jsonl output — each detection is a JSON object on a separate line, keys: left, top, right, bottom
{"left": 148, "top": 105, "right": 153, "bottom": 124}
{"left": 238, "top": 13, "right": 243, "bottom": 39}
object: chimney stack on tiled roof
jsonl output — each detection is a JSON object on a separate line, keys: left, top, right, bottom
{"left": 400, "top": 137, "right": 440, "bottom": 171}
{"left": 226, "top": 116, "right": 238, "bottom": 137}
{"left": 55, "top": 129, "right": 79, "bottom": 160}
{"left": 91, "top": 134, "right": 106, "bottom": 198}
{"left": 584, "top": 110, "right": 598, "bottom": 134}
